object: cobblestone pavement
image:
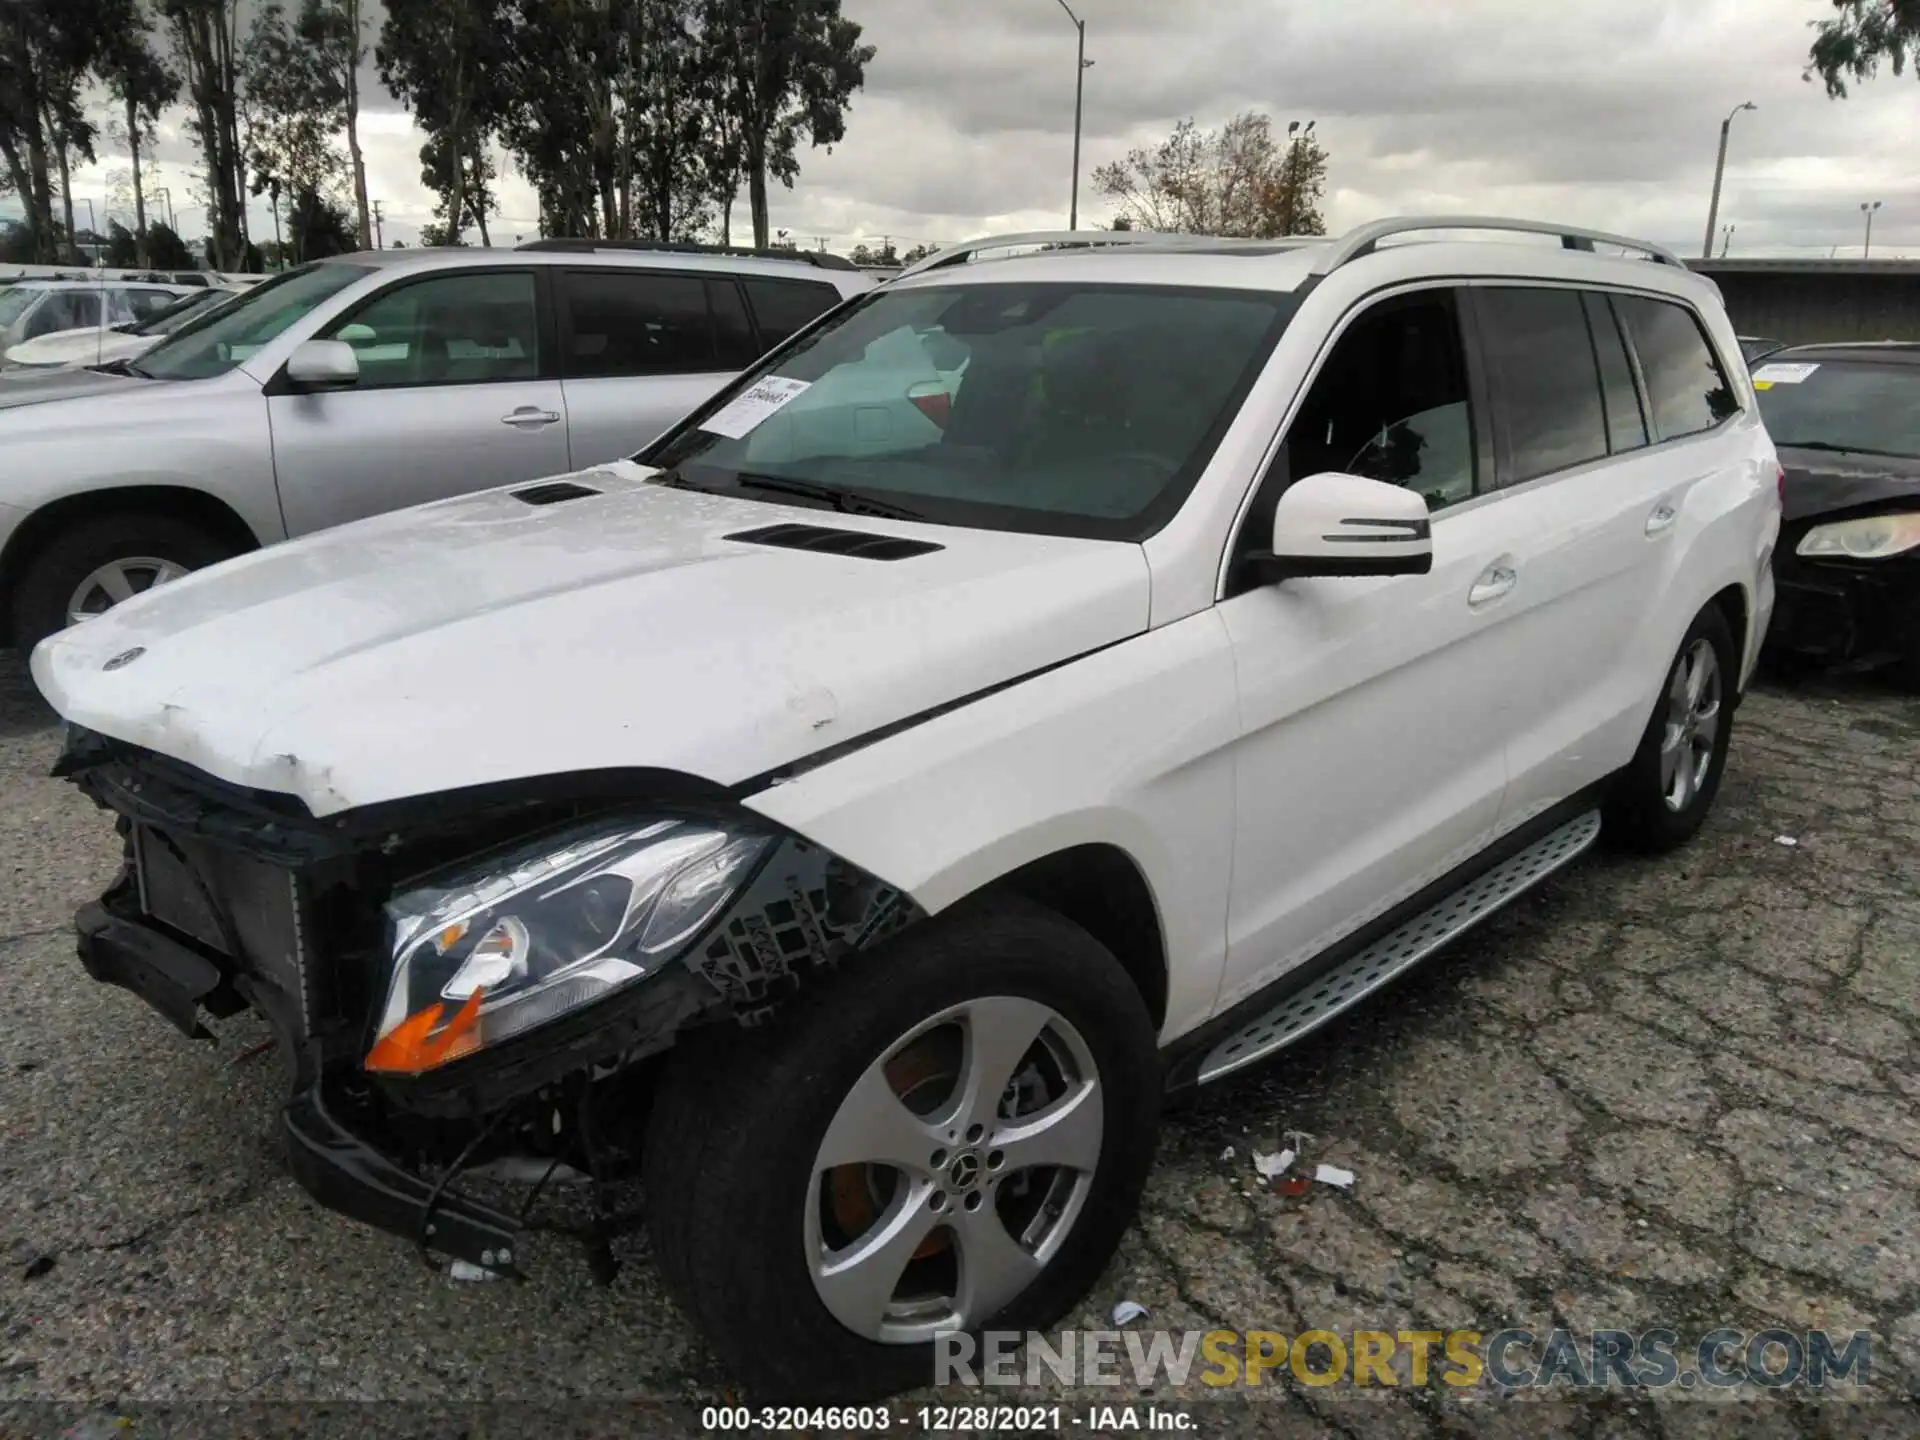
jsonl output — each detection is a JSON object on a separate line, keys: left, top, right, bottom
{"left": 1, "top": 654, "right": 1916, "bottom": 1438}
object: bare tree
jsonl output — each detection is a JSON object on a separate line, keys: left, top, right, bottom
{"left": 1093, "top": 111, "right": 1330, "bottom": 238}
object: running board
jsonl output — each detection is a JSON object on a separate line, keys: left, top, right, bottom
{"left": 1197, "top": 810, "right": 1602, "bottom": 1085}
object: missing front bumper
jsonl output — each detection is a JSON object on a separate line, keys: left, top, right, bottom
{"left": 74, "top": 903, "right": 524, "bottom": 1274}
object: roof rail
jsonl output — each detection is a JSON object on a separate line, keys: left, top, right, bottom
{"left": 1310, "top": 216, "right": 1684, "bottom": 276}
{"left": 515, "top": 238, "right": 857, "bottom": 272}
{"left": 895, "top": 229, "right": 1218, "bottom": 280}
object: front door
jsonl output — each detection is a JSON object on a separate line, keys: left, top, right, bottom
{"left": 267, "top": 267, "right": 569, "bottom": 536}
{"left": 1216, "top": 286, "right": 1521, "bottom": 1011}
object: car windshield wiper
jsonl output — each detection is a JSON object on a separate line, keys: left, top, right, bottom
{"left": 1777, "top": 440, "right": 1918, "bottom": 460}
{"left": 658, "top": 468, "right": 928, "bottom": 522}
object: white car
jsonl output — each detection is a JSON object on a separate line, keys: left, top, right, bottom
{"left": 0, "top": 286, "right": 244, "bottom": 373}
{"left": 0, "top": 278, "right": 196, "bottom": 365}
{"left": 31, "top": 217, "right": 1780, "bottom": 1400}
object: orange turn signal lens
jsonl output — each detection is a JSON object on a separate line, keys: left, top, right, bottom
{"left": 364, "top": 987, "right": 484, "bottom": 1075}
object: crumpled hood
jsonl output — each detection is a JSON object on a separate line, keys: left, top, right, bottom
{"left": 1780, "top": 445, "right": 1920, "bottom": 523}
{"left": 32, "top": 464, "right": 1151, "bottom": 816}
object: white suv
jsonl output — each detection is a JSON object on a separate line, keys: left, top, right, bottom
{"left": 31, "top": 217, "right": 1779, "bottom": 1400}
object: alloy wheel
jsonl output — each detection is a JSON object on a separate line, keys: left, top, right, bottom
{"left": 1659, "top": 638, "right": 1722, "bottom": 813}
{"left": 66, "top": 556, "right": 189, "bottom": 626}
{"left": 804, "top": 995, "right": 1103, "bottom": 1344}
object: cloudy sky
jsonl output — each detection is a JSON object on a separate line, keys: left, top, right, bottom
{"left": 19, "top": 0, "right": 1920, "bottom": 258}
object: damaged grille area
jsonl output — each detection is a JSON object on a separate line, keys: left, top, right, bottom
{"left": 695, "top": 840, "right": 922, "bottom": 1018}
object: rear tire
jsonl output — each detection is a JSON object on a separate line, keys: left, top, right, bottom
{"left": 10, "top": 512, "right": 236, "bottom": 651}
{"left": 641, "top": 896, "right": 1161, "bottom": 1401}
{"left": 1603, "top": 604, "right": 1738, "bottom": 853}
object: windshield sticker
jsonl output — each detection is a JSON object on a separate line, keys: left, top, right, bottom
{"left": 1751, "top": 362, "right": 1819, "bottom": 388}
{"left": 699, "top": 376, "right": 812, "bottom": 439}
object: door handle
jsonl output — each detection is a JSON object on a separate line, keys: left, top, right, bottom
{"left": 1646, "top": 501, "right": 1679, "bottom": 536}
{"left": 500, "top": 406, "right": 561, "bottom": 429}
{"left": 1467, "top": 563, "right": 1518, "bottom": 609}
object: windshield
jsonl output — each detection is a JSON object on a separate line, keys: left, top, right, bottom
{"left": 646, "top": 282, "right": 1294, "bottom": 541}
{"left": 0, "top": 289, "right": 35, "bottom": 328}
{"left": 1755, "top": 359, "right": 1920, "bottom": 461}
{"left": 129, "top": 289, "right": 229, "bottom": 336}
{"left": 133, "top": 263, "right": 368, "bottom": 380}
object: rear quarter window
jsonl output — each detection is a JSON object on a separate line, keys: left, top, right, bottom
{"left": 743, "top": 278, "right": 844, "bottom": 349}
{"left": 1614, "top": 295, "right": 1739, "bottom": 441}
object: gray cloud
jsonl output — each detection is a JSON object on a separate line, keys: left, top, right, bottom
{"left": 23, "top": 0, "right": 1920, "bottom": 257}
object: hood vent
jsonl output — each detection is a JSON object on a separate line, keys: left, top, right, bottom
{"left": 512, "top": 480, "right": 601, "bottom": 506}
{"left": 725, "top": 522, "right": 943, "bottom": 562}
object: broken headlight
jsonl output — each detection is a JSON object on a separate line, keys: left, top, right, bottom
{"left": 366, "top": 818, "right": 769, "bottom": 1075}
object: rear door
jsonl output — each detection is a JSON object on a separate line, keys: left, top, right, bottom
{"left": 556, "top": 268, "right": 760, "bottom": 467}
{"left": 267, "top": 266, "right": 569, "bottom": 535}
{"left": 1466, "top": 285, "right": 1737, "bottom": 831}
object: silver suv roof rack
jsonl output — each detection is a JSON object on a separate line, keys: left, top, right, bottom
{"left": 896, "top": 229, "right": 1217, "bottom": 280}
{"left": 1309, "top": 216, "right": 1683, "bottom": 275}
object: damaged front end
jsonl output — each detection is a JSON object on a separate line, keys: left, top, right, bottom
{"left": 56, "top": 726, "right": 922, "bottom": 1277}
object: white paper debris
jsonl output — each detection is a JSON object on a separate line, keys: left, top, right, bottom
{"left": 1751, "top": 362, "right": 1819, "bottom": 386}
{"left": 698, "top": 375, "right": 812, "bottom": 438}
{"left": 1219, "top": 1145, "right": 1235, "bottom": 1162}
{"left": 1774, "top": 835, "right": 1800, "bottom": 848}
{"left": 1111, "top": 1300, "right": 1149, "bottom": 1327}
{"left": 1314, "top": 1164, "right": 1356, "bottom": 1190}
{"left": 449, "top": 1260, "right": 505, "bottom": 1283}
{"left": 1253, "top": 1148, "right": 1296, "bottom": 1181}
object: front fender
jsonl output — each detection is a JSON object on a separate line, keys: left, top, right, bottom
{"left": 742, "top": 611, "right": 1243, "bottom": 1044}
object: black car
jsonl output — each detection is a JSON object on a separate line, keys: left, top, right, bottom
{"left": 1752, "top": 343, "right": 1920, "bottom": 686}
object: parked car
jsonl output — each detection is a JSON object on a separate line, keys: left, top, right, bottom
{"left": 0, "top": 285, "right": 245, "bottom": 373}
{"left": 1751, "top": 342, "right": 1920, "bottom": 686}
{"left": 31, "top": 217, "right": 1779, "bottom": 1400}
{"left": 0, "top": 278, "right": 195, "bottom": 366}
{"left": 0, "top": 242, "right": 869, "bottom": 649}
{"left": 1739, "top": 334, "right": 1787, "bottom": 365}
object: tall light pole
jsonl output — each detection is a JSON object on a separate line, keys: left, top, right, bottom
{"left": 1720, "top": 223, "right": 1735, "bottom": 258}
{"left": 1052, "top": 0, "right": 1091, "bottom": 230}
{"left": 1862, "top": 200, "right": 1882, "bottom": 257}
{"left": 1703, "top": 101, "right": 1756, "bottom": 260}
{"left": 152, "top": 187, "right": 175, "bottom": 233}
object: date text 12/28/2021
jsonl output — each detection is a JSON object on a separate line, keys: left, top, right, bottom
{"left": 700, "top": 1405, "right": 1194, "bottom": 1431}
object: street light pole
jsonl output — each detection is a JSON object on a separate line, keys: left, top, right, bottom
{"left": 1053, "top": 0, "right": 1090, "bottom": 230}
{"left": 1862, "top": 200, "right": 1882, "bottom": 257}
{"left": 1703, "top": 101, "right": 1756, "bottom": 261}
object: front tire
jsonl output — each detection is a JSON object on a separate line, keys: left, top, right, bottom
{"left": 642, "top": 896, "right": 1161, "bottom": 1401}
{"left": 1603, "top": 604, "right": 1738, "bottom": 853}
{"left": 11, "top": 512, "right": 236, "bottom": 652}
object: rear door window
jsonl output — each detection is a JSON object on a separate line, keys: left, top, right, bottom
{"left": 561, "top": 270, "right": 740, "bottom": 378}
{"left": 1613, "top": 295, "right": 1738, "bottom": 441}
{"left": 743, "top": 278, "right": 843, "bottom": 349}
{"left": 1475, "top": 287, "right": 1610, "bottom": 485}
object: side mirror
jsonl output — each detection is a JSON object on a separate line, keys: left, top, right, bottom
{"left": 336, "top": 322, "right": 377, "bottom": 345}
{"left": 1252, "top": 472, "right": 1433, "bottom": 582}
{"left": 285, "top": 338, "right": 360, "bottom": 390}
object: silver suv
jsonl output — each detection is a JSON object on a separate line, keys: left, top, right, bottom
{"left": 0, "top": 243, "right": 871, "bottom": 649}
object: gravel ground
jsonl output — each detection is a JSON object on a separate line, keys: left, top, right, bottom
{"left": 1, "top": 653, "right": 1916, "bottom": 1439}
